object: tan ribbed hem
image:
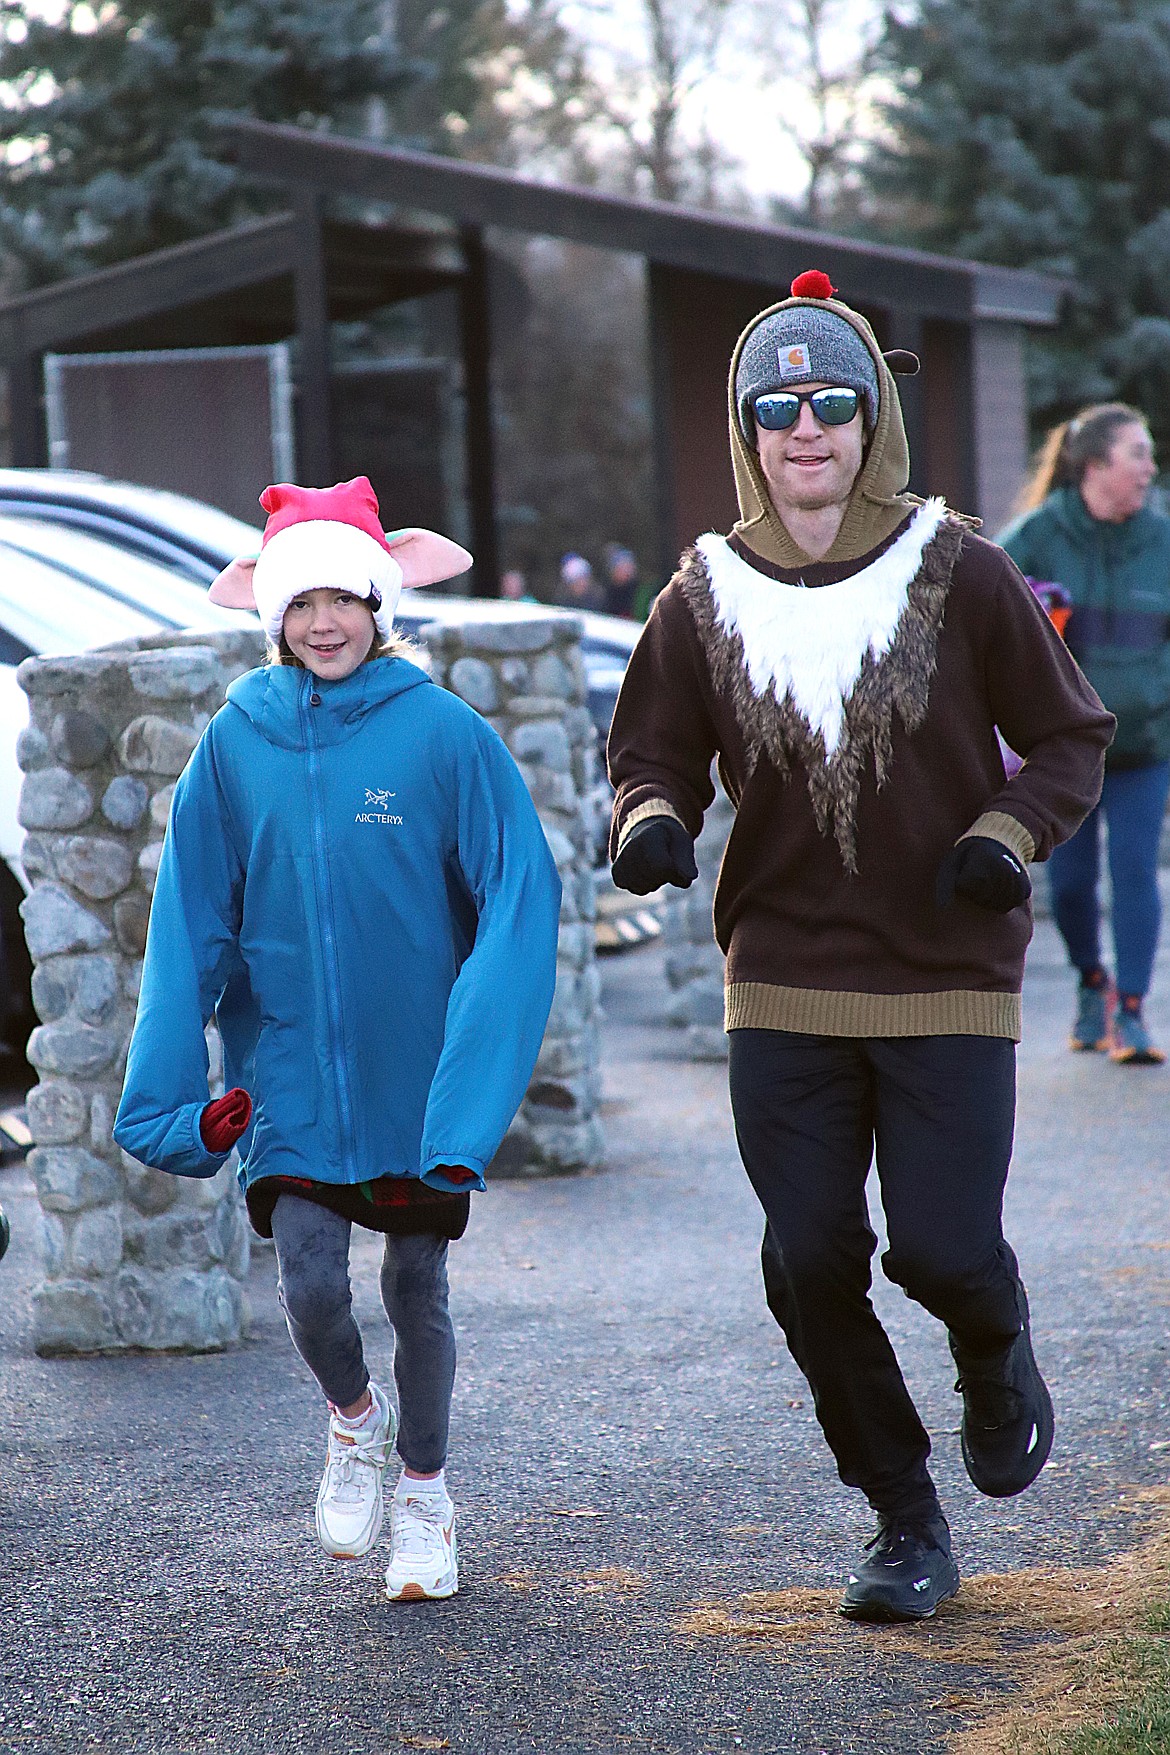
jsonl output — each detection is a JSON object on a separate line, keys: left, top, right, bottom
{"left": 616, "top": 798, "right": 685, "bottom": 854}
{"left": 725, "top": 982, "right": 1022, "bottom": 1041}
{"left": 962, "top": 811, "right": 1036, "bottom": 866}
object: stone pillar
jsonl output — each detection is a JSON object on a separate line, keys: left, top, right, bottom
{"left": 660, "top": 781, "right": 735, "bottom": 1061}
{"left": 17, "top": 630, "right": 263, "bottom": 1356}
{"left": 423, "top": 614, "right": 605, "bottom": 1175}
{"left": 17, "top": 615, "right": 603, "bottom": 1354}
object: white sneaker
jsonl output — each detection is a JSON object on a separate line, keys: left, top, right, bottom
{"left": 384, "top": 1483, "right": 459, "bottom": 1601}
{"left": 315, "top": 1383, "right": 397, "bottom": 1560}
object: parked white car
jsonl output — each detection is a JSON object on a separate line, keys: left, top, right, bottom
{"left": 0, "top": 507, "right": 261, "bottom": 873}
{"left": 0, "top": 492, "right": 262, "bottom": 1067}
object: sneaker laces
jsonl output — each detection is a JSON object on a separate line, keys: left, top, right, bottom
{"left": 394, "top": 1493, "right": 452, "bottom": 1558}
{"left": 323, "top": 1425, "right": 386, "bottom": 1507}
{"left": 865, "top": 1516, "right": 941, "bottom": 1559}
{"left": 954, "top": 1358, "right": 1022, "bottom": 1430}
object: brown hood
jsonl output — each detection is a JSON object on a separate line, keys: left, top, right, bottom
{"left": 728, "top": 295, "right": 918, "bottom": 568}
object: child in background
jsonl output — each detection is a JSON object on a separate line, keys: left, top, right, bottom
{"left": 115, "top": 477, "right": 561, "bottom": 1600}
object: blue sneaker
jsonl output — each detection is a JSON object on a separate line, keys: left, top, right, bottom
{"left": 1070, "top": 982, "right": 1110, "bottom": 1052}
{"left": 1110, "top": 1003, "right": 1166, "bottom": 1065}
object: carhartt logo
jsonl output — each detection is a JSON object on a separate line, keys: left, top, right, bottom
{"left": 355, "top": 787, "right": 403, "bottom": 826}
{"left": 778, "top": 342, "right": 811, "bottom": 378}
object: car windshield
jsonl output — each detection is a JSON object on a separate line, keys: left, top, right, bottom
{"left": 0, "top": 514, "right": 255, "bottom": 637}
{"left": 0, "top": 543, "right": 165, "bottom": 653}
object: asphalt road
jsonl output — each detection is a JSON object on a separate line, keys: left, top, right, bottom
{"left": 1, "top": 900, "right": 1167, "bottom": 1755}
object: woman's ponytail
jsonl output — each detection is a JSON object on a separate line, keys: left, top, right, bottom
{"left": 1013, "top": 402, "right": 1147, "bottom": 515}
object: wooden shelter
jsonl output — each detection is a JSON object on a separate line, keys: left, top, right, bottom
{"left": 0, "top": 121, "right": 1065, "bottom": 589}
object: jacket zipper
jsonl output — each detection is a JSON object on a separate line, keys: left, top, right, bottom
{"left": 302, "top": 675, "right": 359, "bottom": 1181}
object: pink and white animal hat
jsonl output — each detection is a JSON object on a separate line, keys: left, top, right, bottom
{"left": 208, "top": 476, "right": 473, "bottom": 641}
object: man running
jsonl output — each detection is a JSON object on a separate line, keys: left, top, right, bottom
{"left": 607, "top": 271, "right": 1113, "bottom": 1620}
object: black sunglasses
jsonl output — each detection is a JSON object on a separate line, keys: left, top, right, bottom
{"left": 753, "top": 386, "right": 861, "bottom": 431}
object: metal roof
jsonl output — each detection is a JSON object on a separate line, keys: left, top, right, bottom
{"left": 221, "top": 119, "right": 1066, "bottom": 328}
{"left": 0, "top": 212, "right": 463, "bottom": 363}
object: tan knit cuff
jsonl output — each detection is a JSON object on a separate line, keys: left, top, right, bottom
{"left": 615, "top": 798, "right": 685, "bottom": 855}
{"left": 725, "top": 981, "right": 1022, "bottom": 1041}
{"left": 961, "top": 811, "right": 1036, "bottom": 866}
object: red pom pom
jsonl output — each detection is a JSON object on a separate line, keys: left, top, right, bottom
{"left": 790, "top": 270, "right": 837, "bottom": 300}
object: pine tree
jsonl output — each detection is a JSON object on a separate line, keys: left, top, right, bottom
{"left": 873, "top": 0, "right": 1170, "bottom": 446}
{"left": 0, "top": 0, "right": 412, "bottom": 284}
{"left": 386, "top": 0, "right": 602, "bottom": 175}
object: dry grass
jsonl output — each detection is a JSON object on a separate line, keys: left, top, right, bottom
{"left": 572, "top": 1566, "right": 647, "bottom": 1595}
{"left": 494, "top": 1564, "right": 646, "bottom": 1597}
{"left": 677, "top": 1488, "right": 1170, "bottom": 1752}
{"left": 495, "top": 1569, "right": 539, "bottom": 1591}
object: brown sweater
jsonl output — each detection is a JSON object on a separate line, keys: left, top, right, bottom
{"left": 608, "top": 505, "right": 1115, "bottom": 1040}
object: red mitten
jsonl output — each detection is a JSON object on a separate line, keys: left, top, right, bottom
{"left": 200, "top": 1088, "right": 252, "bottom": 1154}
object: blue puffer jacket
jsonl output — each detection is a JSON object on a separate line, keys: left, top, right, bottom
{"left": 114, "top": 657, "right": 561, "bottom": 1194}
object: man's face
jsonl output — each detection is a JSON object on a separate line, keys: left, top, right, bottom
{"left": 754, "top": 381, "right": 866, "bottom": 522}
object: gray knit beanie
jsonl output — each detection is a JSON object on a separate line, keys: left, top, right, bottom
{"left": 735, "top": 303, "right": 880, "bottom": 443}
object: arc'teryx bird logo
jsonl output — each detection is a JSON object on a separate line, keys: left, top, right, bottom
{"left": 356, "top": 786, "right": 403, "bottom": 826}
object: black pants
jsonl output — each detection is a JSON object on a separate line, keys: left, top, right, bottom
{"left": 728, "top": 1030, "right": 1028, "bottom": 1520}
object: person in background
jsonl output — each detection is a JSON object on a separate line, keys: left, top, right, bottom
{"left": 631, "top": 574, "right": 664, "bottom": 622}
{"left": 500, "top": 568, "right": 538, "bottom": 603}
{"left": 1000, "top": 405, "right": 1170, "bottom": 1064}
{"left": 555, "top": 552, "right": 608, "bottom": 613}
{"left": 603, "top": 544, "right": 640, "bottom": 618}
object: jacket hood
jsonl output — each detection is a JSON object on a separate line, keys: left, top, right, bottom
{"left": 727, "top": 295, "right": 919, "bottom": 568}
{"left": 225, "top": 655, "right": 432, "bottom": 751}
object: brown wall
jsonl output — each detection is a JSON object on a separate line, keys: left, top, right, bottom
{"left": 920, "top": 320, "right": 976, "bottom": 515}
{"left": 648, "top": 264, "right": 782, "bottom": 570}
{"left": 647, "top": 265, "right": 989, "bottom": 568}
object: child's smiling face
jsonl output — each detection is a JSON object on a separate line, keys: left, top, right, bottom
{"left": 282, "top": 588, "right": 377, "bottom": 680}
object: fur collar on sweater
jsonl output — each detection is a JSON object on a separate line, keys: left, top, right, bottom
{"left": 678, "top": 501, "right": 965, "bottom": 872}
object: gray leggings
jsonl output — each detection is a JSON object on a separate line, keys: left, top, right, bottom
{"left": 270, "top": 1194, "right": 456, "bottom": 1474}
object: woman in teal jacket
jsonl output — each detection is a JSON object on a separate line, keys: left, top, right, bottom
{"left": 1000, "top": 404, "right": 1170, "bottom": 1063}
{"left": 115, "top": 477, "right": 561, "bottom": 1600}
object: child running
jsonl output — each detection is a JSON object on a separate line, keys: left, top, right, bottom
{"left": 115, "top": 477, "right": 561, "bottom": 1600}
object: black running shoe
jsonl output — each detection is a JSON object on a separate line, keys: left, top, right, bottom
{"left": 950, "top": 1319, "right": 1054, "bottom": 1498}
{"left": 838, "top": 1512, "right": 960, "bottom": 1622}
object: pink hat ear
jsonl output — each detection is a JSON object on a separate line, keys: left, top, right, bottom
{"left": 208, "top": 555, "right": 259, "bottom": 610}
{"left": 384, "top": 528, "right": 473, "bottom": 589}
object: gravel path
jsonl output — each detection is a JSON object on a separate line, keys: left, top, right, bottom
{"left": 1, "top": 905, "right": 1167, "bottom": 1755}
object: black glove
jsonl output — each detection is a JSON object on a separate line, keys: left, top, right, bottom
{"left": 936, "top": 836, "right": 1032, "bottom": 914}
{"left": 611, "top": 816, "right": 698, "bottom": 896}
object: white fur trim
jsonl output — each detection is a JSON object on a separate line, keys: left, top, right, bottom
{"left": 252, "top": 521, "right": 404, "bottom": 641}
{"left": 696, "top": 500, "right": 948, "bottom": 754}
